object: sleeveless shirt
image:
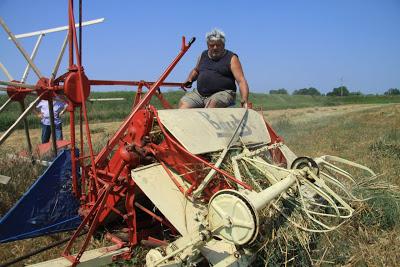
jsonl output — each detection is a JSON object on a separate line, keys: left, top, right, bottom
{"left": 197, "top": 50, "right": 237, "bottom": 97}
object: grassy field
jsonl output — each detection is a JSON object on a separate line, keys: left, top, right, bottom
{"left": 1, "top": 91, "right": 400, "bottom": 131}
{"left": 0, "top": 99, "right": 399, "bottom": 265}
{"left": 270, "top": 104, "right": 400, "bottom": 266}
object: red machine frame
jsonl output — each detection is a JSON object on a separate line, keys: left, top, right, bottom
{"left": 2, "top": 1, "right": 287, "bottom": 265}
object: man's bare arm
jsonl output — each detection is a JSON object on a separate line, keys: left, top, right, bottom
{"left": 230, "top": 55, "right": 249, "bottom": 107}
{"left": 184, "top": 56, "right": 201, "bottom": 87}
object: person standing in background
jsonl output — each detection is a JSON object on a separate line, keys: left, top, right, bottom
{"left": 35, "top": 96, "right": 68, "bottom": 144}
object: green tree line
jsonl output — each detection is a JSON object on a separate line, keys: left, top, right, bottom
{"left": 269, "top": 86, "right": 400, "bottom": 96}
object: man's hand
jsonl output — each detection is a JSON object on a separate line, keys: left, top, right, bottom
{"left": 240, "top": 100, "right": 248, "bottom": 108}
{"left": 183, "top": 80, "right": 193, "bottom": 88}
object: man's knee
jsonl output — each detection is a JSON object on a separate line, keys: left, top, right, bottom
{"left": 179, "top": 95, "right": 204, "bottom": 108}
{"left": 206, "top": 91, "right": 235, "bottom": 108}
{"left": 206, "top": 99, "right": 230, "bottom": 108}
{"left": 179, "top": 100, "right": 191, "bottom": 109}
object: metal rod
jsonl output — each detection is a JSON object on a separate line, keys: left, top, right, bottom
{"left": 51, "top": 33, "right": 69, "bottom": 80}
{"left": 10, "top": 18, "right": 105, "bottom": 39}
{"left": 79, "top": 107, "right": 85, "bottom": 195}
{"left": 89, "top": 79, "right": 183, "bottom": 87}
{"left": 88, "top": 98, "right": 125, "bottom": 102}
{"left": 21, "top": 34, "right": 44, "bottom": 83}
{"left": 0, "top": 94, "right": 43, "bottom": 146}
{"left": 193, "top": 109, "right": 249, "bottom": 197}
{"left": 249, "top": 174, "right": 297, "bottom": 211}
{"left": 68, "top": 0, "right": 74, "bottom": 69}
{"left": 0, "top": 86, "right": 37, "bottom": 97}
{"left": 0, "top": 61, "right": 13, "bottom": 81}
{"left": 95, "top": 37, "right": 195, "bottom": 165}
{"left": 151, "top": 105, "right": 252, "bottom": 192}
{"left": 64, "top": 186, "right": 111, "bottom": 264}
{"left": 47, "top": 99, "right": 58, "bottom": 157}
{"left": 68, "top": 5, "right": 100, "bottom": 192}
{"left": 19, "top": 100, "right": 33, "bottom": 154}
{"left": 0, "top": 230, "right": 88, "bottom": 267}
{"left": 69, "top": 104, "right": 80, "bottom": 198}
{"left": 0, "top": 17, "right": 43, "bottom": 79}
{"left": 0, "top": 97, "right": 13, "bottom": 113}
{"left": 79, "top": 0, "right": 82, "bottom": 64}
{"left": 0, "top": 80, "right": 37, "bottom": 90}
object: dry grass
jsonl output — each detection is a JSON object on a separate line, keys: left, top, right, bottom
{"left": 270, "top": 103, "right": 400, "bottom": 266}
{"left": 0, "top": 127, "right": 117, "bottom": 266}
{"left": 0, "top": 104, "right": 399, "bottom": 266}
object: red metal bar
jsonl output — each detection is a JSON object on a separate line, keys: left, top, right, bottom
{"left": 143, "top": 83, "right": 173, "bottom": 109}
{"left": 69, "top": 103, "right": 80, "bottom": 198}
{"left": 148, "top": 236, "right": 168, "bottom": 246}
{"left": 89, "top": 80, "right": 183, "bottom": 87}
{"left": 160, "top": 161, "right": 185, "bottom": 194}
{"left": 124, "top": 180, "right": 137, "bottom": 246}
{"left": 70, "top": 186, "right": 111, "bottom": 266}
{"left": 68, "top": 3, "right": 100, "bottom": 193}
{"left": 150, "top": 106, "right": 252, "bottom": 192}
{"left": 107, "top": 205, "right": 126, "bottom": 218}
{"left": 155, "top": 90, "right": 173, "bottom": 109}
{"left": 134, "top": 202, "right": 164, "bottom": 223}
{"left": 96, "top": 169, "right": 116, "bottom": 178}
{"left": 141, "top": 236, "right": 168, "bottom": 247}
{"left": 79, "top": 107, "right": 86, "bottom": 199}
{"left": 104, "top": 233, "right": 125, "bottom": 248}
{"left": 63, "top": 162, "right": 126, "bottom": 265}
{"left": 95, "top": 36, "right": 195, "bottom": 166}
{"left": 63, "top": 186, "right": 109, "bottom": 265}
{"left": 4, "top": 88, "right": 36, "bottom": 93}
{"left": 134, "top": 202, "right": 175, "bottom": 230}
{"left": 78, "top": 0, "right": 82, "bottom": 64}
{"left": 133, "top": 82, "right": 144, "bottom": 107}
{"left": 68, "top": 0, "right": 74, "bottom": 68}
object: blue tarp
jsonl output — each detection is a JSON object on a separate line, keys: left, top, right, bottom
{"left": 0, "top": 149, "right": 82, "bottom": 243}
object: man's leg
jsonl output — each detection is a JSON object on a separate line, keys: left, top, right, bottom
{"left": 41, "top": 124, "right": 51, "bottom": 144}
{"left": 55, "top": 123, "right": 63, "bottom": 140}
{"left": 205, "top": 90, "right": 236, "bottom": 108}
{"left": 179, "top": 89, "right": 206, "bottom": 109}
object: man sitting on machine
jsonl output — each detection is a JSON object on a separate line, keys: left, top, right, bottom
{"left": 179, "top": 28, "right": 250, "bottom": 109}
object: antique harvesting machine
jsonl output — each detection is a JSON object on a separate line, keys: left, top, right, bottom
{"left": 0, "top": 1, "right": 376, "bottom": 266}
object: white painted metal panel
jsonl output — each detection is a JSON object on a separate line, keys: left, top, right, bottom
{"left": 200, "top": 239, "right": 241, "bottom": 266}
{"left": 278, "top": 144, "right": 298, "bottom": 168}
{"left": 158, "top": 108, "right": 270, "bottom": 155}
{"left": 132, "top": 164, "right": 205, "bottom": 235}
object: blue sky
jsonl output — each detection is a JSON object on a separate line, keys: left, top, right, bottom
{"left": 0, "top": 0, "right": 399, "bottom": 94}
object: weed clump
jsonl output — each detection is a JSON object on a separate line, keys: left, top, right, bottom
{"left": 370, "top": 142, "right": 400, "bottom": 158}
{"left": 359, "top": 190, "right": 400, "bottom": 230}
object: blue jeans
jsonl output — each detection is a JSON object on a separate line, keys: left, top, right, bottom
{"left": 41, "top": 123, "right": 63, "bottom": 144}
